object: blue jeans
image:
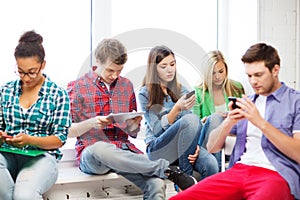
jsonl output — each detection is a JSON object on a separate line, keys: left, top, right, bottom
{"left": 199, "top": 113, "right": 224, "bottom": 171}
{"left": 79, "top": 141, "right": 168, "bottom": 200}
{"left": 0, "top": 152, "right": 58, "bottom": 200}
{"left": 147, "top": 113, "right": 218, "bottom": 179}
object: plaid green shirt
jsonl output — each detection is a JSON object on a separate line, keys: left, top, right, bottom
{"left": 0, "top": 74, "right": 71, "bottom": 160}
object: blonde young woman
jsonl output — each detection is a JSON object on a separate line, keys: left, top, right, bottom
{"left": 193, "top": 50, "right": 245, "bottom": 170}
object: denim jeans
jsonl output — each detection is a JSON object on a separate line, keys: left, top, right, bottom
{"left": 0, "top": 152, "right": 58, "bottom": 200}
{"left": 147, "top": 113, "right": 218, "bottom": 179}
{"left": 198, "top": 113, "right": 225, "bottom": 171}
{"left": 79, "top": 141, "right": 169, "bottom": 200}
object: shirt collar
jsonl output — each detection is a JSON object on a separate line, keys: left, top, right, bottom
{"left": 89, "top": 67, "right": 119, "bottom": 88}
{"left": 38, "top": 74, "right": 51, "bottom": 96}
{"left": 270, "top": 82, "right": 286, "bottom": 102}
{"left": 16, "top": 73, "right": 49, "bottom": 96}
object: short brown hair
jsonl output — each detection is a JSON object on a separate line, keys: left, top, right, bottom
{"left": 241, "top": 43, "right": 280, "bottom": 72}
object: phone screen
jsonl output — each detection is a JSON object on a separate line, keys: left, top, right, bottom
{"left": 2, "top": 135, "right": 13, "bottom": 139}
{"left": 186, "top": 90, "right": 195, "bottom": 99}
{"left": 228, "top": 97, "right": 240, "bottom": 109}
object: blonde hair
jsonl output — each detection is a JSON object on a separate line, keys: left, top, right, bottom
{"left": 95, "top": 38, "right": 127, "bottom": 65}
{"left": 198, "top": 50, "right": 244, "bottom": 103}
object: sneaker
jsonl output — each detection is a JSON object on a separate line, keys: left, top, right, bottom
{"left": 165, "top": 166, "right": 197, "bottom": 190}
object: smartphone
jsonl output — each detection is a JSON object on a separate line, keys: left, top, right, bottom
{"left": 2, "top": 135, "right": 13, "bottom": 139}
{"left": 228, "top": 97, "right": 240, "bottom": 109}
{"left": 185, "top": 90, "right": 195, "bottom": 99}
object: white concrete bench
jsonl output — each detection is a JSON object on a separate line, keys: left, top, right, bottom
{"left": 43, "top": 136, "right": 177, "bottom": 199}
{"left": 43, "top": 148, "right": 144, "bottom": 200}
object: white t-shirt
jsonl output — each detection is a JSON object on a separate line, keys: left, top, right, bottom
{"left": 21, "top": 107, "right": 28, "bottom": 113}
{"left": 215, "top": 103, "right": 227, "bottom": 113}
{"left": 238, "top": 95, "right": 276, "bottom": 171}
{"left": 104, "top": 82, "right": 110, "bottom": 91}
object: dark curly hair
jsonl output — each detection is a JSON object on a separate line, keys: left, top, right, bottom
{"left": 14, "top": 30, "right": 45, "bottom": 63}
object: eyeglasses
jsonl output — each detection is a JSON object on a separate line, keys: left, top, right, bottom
{"left": 15, "top": 65, "right": 42, "bottom": 79}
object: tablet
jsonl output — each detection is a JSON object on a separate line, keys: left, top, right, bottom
{"left": 0, "top": 147, "right": 46, "bottom": 157}
{"left": 106, "top": 111, "right": 145, "bottom": 123}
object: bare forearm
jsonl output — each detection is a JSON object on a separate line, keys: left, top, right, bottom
{"left": 259, "top": 120, "right": 300, "bottom": 164}
{"left": 29, "top": 135, "right": 63, "bottom": 150}
{"left": 167, "top": 104, "right": 181, "bottom": 124}
{"left": 207, "top": 118, "right": 234, "bottom": 153}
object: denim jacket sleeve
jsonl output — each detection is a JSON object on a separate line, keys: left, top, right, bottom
{"left": 138, "top": 86, "right": 165, "bottom": 137}
{"left": 138, "top": 86, "right": 192, "bottom": 138}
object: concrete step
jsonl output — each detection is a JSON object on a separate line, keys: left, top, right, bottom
{"left": 43, "top": 141, "right": 178, "bottom": 200}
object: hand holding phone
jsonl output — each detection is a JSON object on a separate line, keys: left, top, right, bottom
{"left": 228, "top": 97, "right": 240, "bottom": 109}
{"left": 185, "top": 90, "right": 195, "bottom": 99}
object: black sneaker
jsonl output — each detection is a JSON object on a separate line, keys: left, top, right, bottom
{"left": 165, "top": 166, "right": 197, "bottom": 190}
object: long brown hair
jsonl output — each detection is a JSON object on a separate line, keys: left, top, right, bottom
{"left": 142, "top": 45, "right": 182, "bottom": 109}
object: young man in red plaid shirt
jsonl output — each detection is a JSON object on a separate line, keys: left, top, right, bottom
{"left": 67, "top": 38, "right": 197, "bottom": 199}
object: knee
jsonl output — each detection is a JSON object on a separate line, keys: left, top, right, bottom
{"left": 181, "top": 114, "right": 202, "bottom": 132}
{"left": 93, "top": 141, "right": 114, "bottom": 152}
{"left": 206, "top": 155, "right": 219, "bottom": 175}
{"left": 0, "top": 154, "right": 7, "bottom": 168}
{"left": 80, "top": 143, "right": 111, "bottom": 174}
{"left": 91, "top": 141, "right": 116, "bottom": 159}
{"left": 204, "top": 164, "right": 218, "bottom": 179}
{"left": 13, "top": 190, "right": 41, "bottom": 200}
{"left": 208, "top": 113, "right": 224, "bottom": 125}
{"left": 182, "top": 113, "right": 201, "bottom": 124}
{"left": 144, "top": 178, "right": 166, "bottom": 199}
{"left": 1, "top": 194, "right": 12, "bottom": 200}
{"left": 195, "top": 149, "right": 219, "bottom": 179}
{"left": 0, "top": 189, "right": 12, "bottom": 200}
